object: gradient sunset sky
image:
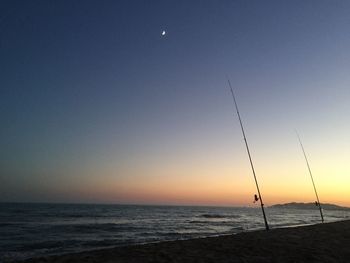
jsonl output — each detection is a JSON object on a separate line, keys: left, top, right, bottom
{"left": 1, "top": 0, "right": 349, "bottom": 206}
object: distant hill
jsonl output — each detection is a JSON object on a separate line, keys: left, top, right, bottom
{"left": 270, "top": 202, "right": 350, "bottom": 211}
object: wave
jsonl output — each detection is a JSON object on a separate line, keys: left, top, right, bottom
{"left": 49, "top": 222, "right": 148, "bottom": 235}
{"left": 20, "top": 240, "right": 67, "bottom": 250}
{"left": 198, "top": 214, "right": 241, "bottom": 219}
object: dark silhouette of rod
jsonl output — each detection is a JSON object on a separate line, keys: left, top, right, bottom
{"left": 227, "top": 79, "right": 269, "bottom": 231}
{"left": 296, "top": 131, "right": 324, "bottom": 223}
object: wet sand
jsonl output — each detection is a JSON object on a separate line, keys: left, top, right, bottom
{"left": 19, "top": 220, "right": 350, "bottom": 263}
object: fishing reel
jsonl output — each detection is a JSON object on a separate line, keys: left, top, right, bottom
{"left": 253, "top": 194, "right": 260, "bottom": 203}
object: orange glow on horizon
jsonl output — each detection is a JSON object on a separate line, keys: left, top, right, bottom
{"left": 53, "top": 146, "right": 350, "bottom": 207}
{"left": 67, "top": 167, "right": 350, "bottom": 207}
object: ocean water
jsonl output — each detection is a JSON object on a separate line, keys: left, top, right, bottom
{"left": 1, "top": 203, "right": 349, "bottom": 262}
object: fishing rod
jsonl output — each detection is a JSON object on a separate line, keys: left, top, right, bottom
{"left": 227, "top": 79, "right": 269, "bottom": 231}
{"left": 295, "top": 131, "right": 324, "bottom": 223}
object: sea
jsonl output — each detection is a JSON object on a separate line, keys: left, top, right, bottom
{"left": 1, "top": 203, "right": 349, "bottom": 262}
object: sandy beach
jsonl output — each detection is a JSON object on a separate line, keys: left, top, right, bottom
{"left": 17, "top": 220, "right": 350, "bottom": 263}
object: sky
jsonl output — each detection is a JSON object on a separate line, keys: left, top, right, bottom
{"left": 1, "top": 0, "right": 350, "bottom": 206}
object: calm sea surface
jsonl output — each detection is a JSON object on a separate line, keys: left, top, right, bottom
{"left": 1, "top": 203, "right": 349, "bottom": 261}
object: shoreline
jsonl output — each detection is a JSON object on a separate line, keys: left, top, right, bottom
{"left": 16, "top": 219, "right": 350, "bottom": 263}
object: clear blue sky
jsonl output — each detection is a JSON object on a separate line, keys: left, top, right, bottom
{"left": 1, "top": 0, "right": 349, "bottom": 205}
